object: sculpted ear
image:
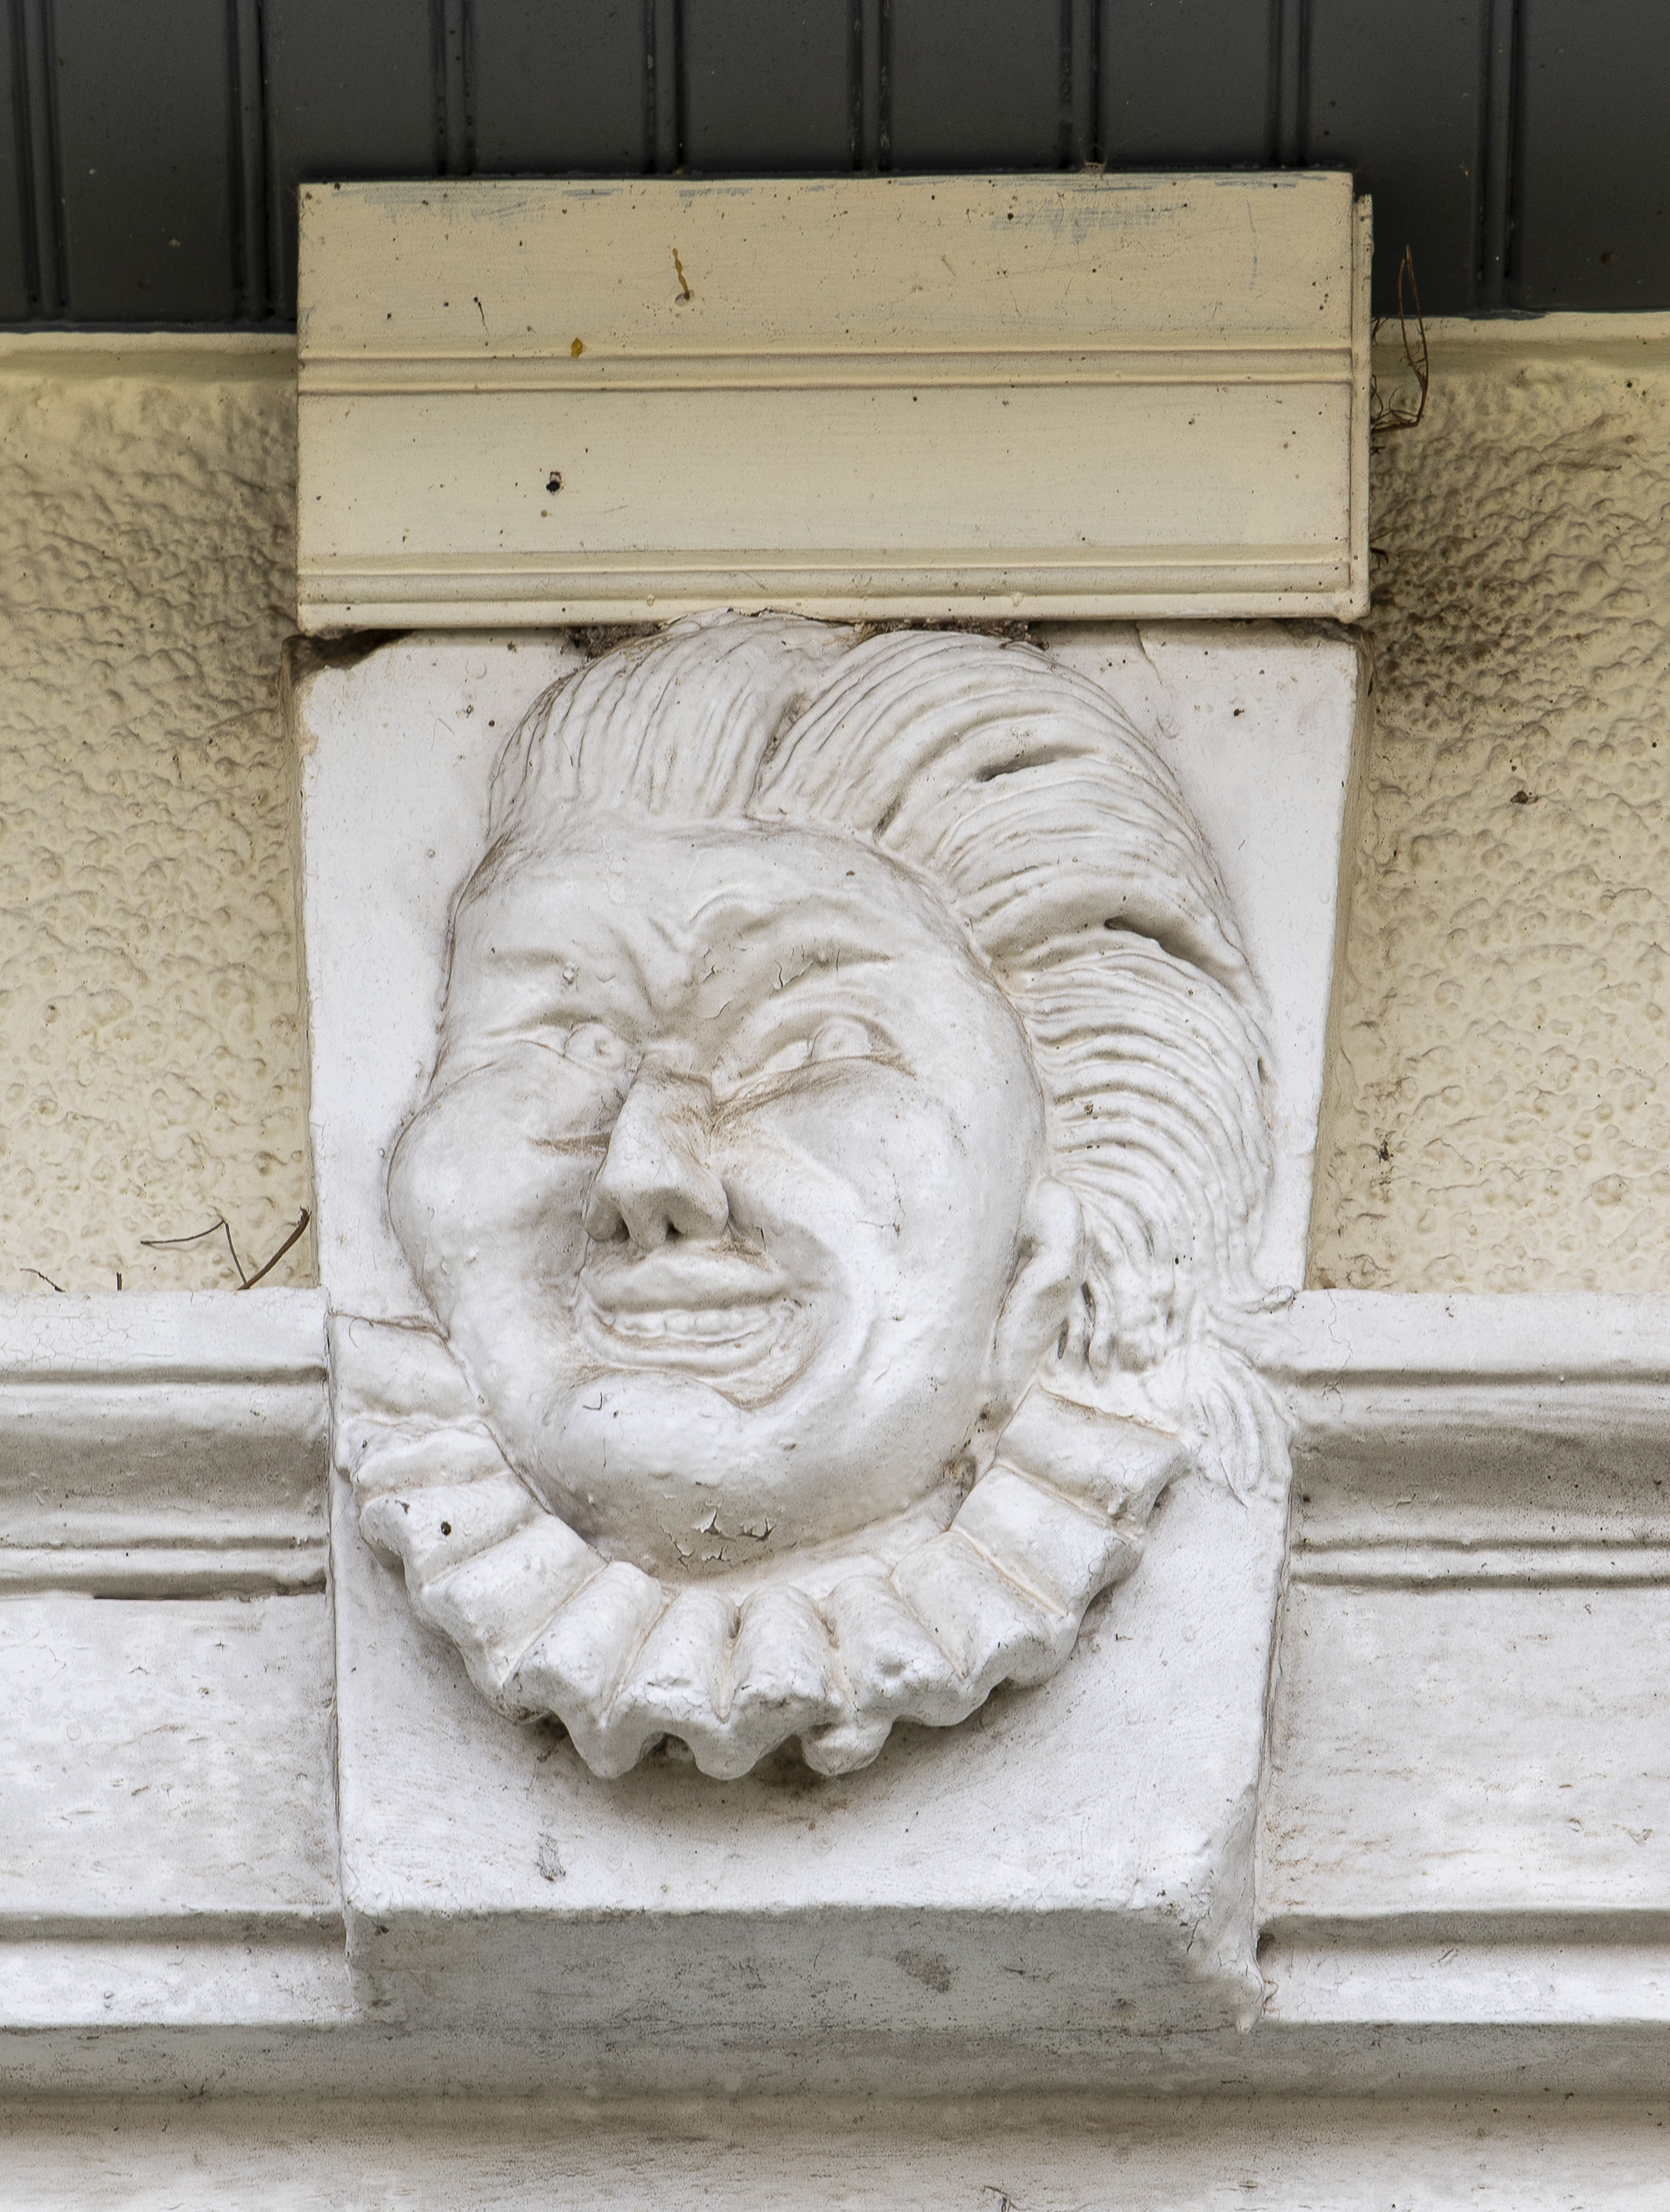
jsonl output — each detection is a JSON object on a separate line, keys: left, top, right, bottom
{"left": 982, "top": 1178, "right": 1085, "bottom": 1430}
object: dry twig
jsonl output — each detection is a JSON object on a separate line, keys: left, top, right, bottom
{"left": 1369, "top": 245, "right": 1430, "bottom": 441}
{"left": 140, "top": 1207, "right": 311, "bottom": 1290}
{"left": 241, "top": 1209, "right": 312, "bottom": 1289}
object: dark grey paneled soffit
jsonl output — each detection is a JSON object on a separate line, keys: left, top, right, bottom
{"left": 3, "top": 1, "right": 1668, "bottom": 328}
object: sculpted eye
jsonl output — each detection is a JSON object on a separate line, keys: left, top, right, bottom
{"left": 759, "top": 1017, "right": 875, "bottom": 1077}
{"left": 736, "top": 1015, "right": 882, "bottom": 1094}
{"left": 563, "top": 1022, "right": 632, "bottom": 1075}
{"left": 809, "top": 1016, "right": 873, "bottom": 1062}
{"left": 753, "top": 1036, "right": 815, "bottom": 1081}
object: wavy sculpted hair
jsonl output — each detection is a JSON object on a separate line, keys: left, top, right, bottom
{"left": 475, "top": 610, "right": 1282, "bottom": 1490}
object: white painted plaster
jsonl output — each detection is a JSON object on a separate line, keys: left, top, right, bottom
{"left": 1049, "top": 621, "right": 1367, "bottom": 1288}
{"left": 294, "top": 633, "right": 582, "bottom": 1317}
{"left": 1255, "top": 1288, "right": 1670, "bottom": 2029}
{"left": 0, "top": 1289, "right": 344, "bottom": 2031}
{"left": 2, "top": 2091, "right": 1669, "bottom": 2208}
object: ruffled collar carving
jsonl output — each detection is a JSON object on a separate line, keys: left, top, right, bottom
{"left": 332, "top": 1314, "right": 1188, "bottom": 1779}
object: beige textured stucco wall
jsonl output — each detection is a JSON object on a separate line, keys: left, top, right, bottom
{"left": 4, "top": 323, "right": 1667, "bottom": 1294}
{"left": 0, "top": 337, "right": 312, "bottom": 1292}
{"left": 1310, "top": 321, "right": 1670, "bottom": 1291}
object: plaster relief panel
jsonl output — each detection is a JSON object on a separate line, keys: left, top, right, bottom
{"left": 297, "top": 616, "right": 1361, "bottom": 2050}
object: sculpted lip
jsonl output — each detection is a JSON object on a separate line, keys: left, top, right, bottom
{"left": 582, "top": 1248, "right": 789, "bottom": 1316}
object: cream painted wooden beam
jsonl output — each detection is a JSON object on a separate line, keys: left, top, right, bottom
{"left": 296, "top": 174, "right": 1370, "bottom": 631}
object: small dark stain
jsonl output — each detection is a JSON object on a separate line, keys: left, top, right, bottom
{"left": 898, "top": 1948, "right": 954, "bottom": 1993}
{"left": 1511, "top": 788, "right": 1537, "bottom": 806}
{"left": 439, "top": 1521, "right": 452, "bottom": 1536}
{"left": 546, "top": 472, "right": 563, "bottom": 494}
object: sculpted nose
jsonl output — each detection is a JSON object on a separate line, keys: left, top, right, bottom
{"left": 584, "top": 1062, "right": 730, "bottom": 1248}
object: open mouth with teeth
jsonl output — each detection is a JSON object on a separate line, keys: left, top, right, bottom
{"left": 574, "top": 1252, "right": 814, "bottom": 1399}
{"left": 598, "top": 1300, "right": 782, "bottom": 1346}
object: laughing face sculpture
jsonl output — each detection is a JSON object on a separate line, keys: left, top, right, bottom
{"left": 340, "top": 613, "right": 1282, "bottom": 1779}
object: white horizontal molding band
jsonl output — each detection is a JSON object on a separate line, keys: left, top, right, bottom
{"left": 301, "top": 342, "right": 1355, "bottom": 395}
{"left": 0, "top": 1289, "right": 327, "bottom": 1598}
{"left": 301, "top": 543, "right": 1345, "bottom": 579}
{"left": 299, "top": 548, "right": 1357, "bottom": 627}
{"left": 1293, "top": 1538, "right": 1670, "bottom": 1589}
{"left": 0, "top": 1537, "right": 326, "bottom": 1598}
{"left": 305, "top": 591, "right": 1362, "bottom": 625}
{"left": 1261, "top": 1922, "right": 1670, "bottom": 2026}
{"left": 0, "top": 1916, "right": 353, "bottom": 2029}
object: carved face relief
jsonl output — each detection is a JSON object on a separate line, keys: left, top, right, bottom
{"left": 338, "top": 614, "right": 1280, "bottom": 1780}
{"left": 388, "top": 815, "right": 1066, "bottom": 1578}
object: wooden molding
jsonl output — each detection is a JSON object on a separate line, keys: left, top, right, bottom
{"left": 297, "top": 175, "right": 1370, "bottom": 630}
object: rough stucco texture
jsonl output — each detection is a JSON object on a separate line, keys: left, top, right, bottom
{"left": 0, "top": 353, "right": 314, "bottom": 1292}
{"left": 1311, "top": 337, "right": 1670, "bottom": 1290}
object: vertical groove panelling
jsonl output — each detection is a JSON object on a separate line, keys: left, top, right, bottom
{"left": 855, "top": 0, "right": 883, "bottom": 167}
{"left": 876, "top": 0, "right": 891, "bottom": 168}
{"left": 1476, "top": 0, "right": 1516, "bottom": 308}
{"left": 1513, "top": 0, "right": 1670, "bottom": 310}
{"left": 1065, "top": 0, "right": 1093, "bottom": 166}
{"left": 1306, "top": 0, "right": 1486, "bottom": 315}
{"left": 469, "top": 3, "right": 643, "bottom": 177}
{"left": 650, "top": 0, "right": 680, "bottom": 171}
{"left": 888, "top": 0, "right": 1065, "bottom": 169}
{"left": 642, "top": 0, "right": 658, "bottom": 169}
{"left": 1054, "top": 0, "right": 1070, "bottom": 164}
{"left": 263, "top": 0, "right": 442, "bottom": 319}
{"left": 438, "top": 0, "right": 469, "bottom": 175}
{"left": 1098, "top": 3, "right": 1273, "bottom": 170}
{"left": 848, "top": 0, "right": 862, "bottom": 166}
{"left": 54, "top": 0, "right": 237, "bottom": 321}
{"left": 230, "top": 0, "right": 271, "bottom": 321}
{"left": 0, "top": 2, "right": 31, "bottom": 315}
{"left": 1271, "top": 0, "right": 1307, "bottom": 166}
{"left": 17, "top": 0, "right": 64, "bottom": 314}
{"left": 1, "top": 0, "right": 1668, "bottom": 325}
{"left": 683, "top": 2, "right": 851, "bottom": 172}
